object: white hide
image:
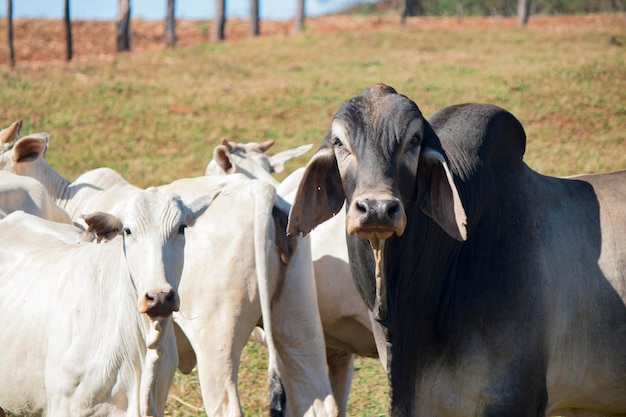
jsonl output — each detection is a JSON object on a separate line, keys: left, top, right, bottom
{"left": 0, "top": 171, "right": 73, "bottom": 223}
{"left": 160, "top": 175, "right": 338, "bottom": 417}
{"left": 206, "top": 140, "right": 378, "bottom": 416}
{"left": 0, "top": 130, "right": 215, "bottom": 416}
{"left": 0, "top": 187, "right": 206, "bottom": 417}
{"left": 0, "top": 121, "right": 72, "bottom": 224}
{"left": 0, "top": 130, "right": 135, "bottom": 224}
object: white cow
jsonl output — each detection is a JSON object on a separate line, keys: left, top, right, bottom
{"left": 0, "top": 187, "right": 210, "bottom": 417}
{"left": 0, "top": 121, "right": 72, "bottom": 223}
{"left": 0, "top": 127, "right": 136, "bottom": 223}
{"left": 206, "top": 139, "right": 379, "bottom": 416}
{"left": 160, "top": 175, "right": 338, "bottom": 417}
{"left": 0, "top": 171, "right": 74, "bottom": 223}
{"left": 0, "top": 129, "right": 338, "bottom": 417}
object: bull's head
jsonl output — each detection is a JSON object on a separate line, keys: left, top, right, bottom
{"left": 287, "top": 84, "right": 467, "bottom": 320}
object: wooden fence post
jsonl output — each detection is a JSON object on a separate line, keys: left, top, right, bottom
{"left": 65, "top": 0, "right": 73, "bottom": 60}
{"left": 165, "top": 0, "right": 176, "bottom": 47}
{"left": 7, "top": 0, "right": 15, "bottom": 67}
{"left": 116, "top": 0, "right": 131, "bottom": 52}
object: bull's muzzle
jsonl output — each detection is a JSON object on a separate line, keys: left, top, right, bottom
{"left": 347, "top": 196, "right": 407, "bottom": 240}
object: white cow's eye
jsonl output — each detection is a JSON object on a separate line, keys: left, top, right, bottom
{"left": 124, "top": 228, "right": 132, "bottom": 236}
{"left": 332, "top": 136, "right": 343, "bottom": 147}
{"left": 178, "top": 225, "right": 187, "bottom": 235}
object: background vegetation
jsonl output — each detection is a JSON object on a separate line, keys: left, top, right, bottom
{"left": 0, "top": 12, "right": 624, "bottom": 416}
{"left": 373, "top": 0, "right": 624, "bottom": 17}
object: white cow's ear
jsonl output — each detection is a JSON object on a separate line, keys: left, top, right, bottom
{"left": 213, "top": 144, "right": 236, "bottom": 174}
{"left": 183, "top": 191, "right": 220, "bottom": 227}
{"left": 0, "top": 120, "right": 22, "bottom": 150}
{"left": 256, "top": 139, "right": 275, "bottom": 154}
{"left": 81, "top": 212, "right": 123, "bottom": 243}
{"left": 417, "top": 148, "right": 468, "bottom": 241}
{"left": 12, "top": 133, "right": 48, "bottom": 163}
{"left": 268, "top": 143, "right": 313, "bottom": 174}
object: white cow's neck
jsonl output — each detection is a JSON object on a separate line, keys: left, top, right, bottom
{"left": 19, "top": 158, "right": 73, "bottom": 211}
{"left": 81, "top": 240, "right": 154, "bottom": 415}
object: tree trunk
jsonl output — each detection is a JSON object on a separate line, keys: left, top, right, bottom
{"left": 64, "top": 0, "right": 73, "bottom": 60}
{"left": 116, "top": 0, "right": 131, "bottom": 52}
{"left": 293, "top": 0, "right": 305, "bottom": 33}
{"left": 165, "top": 0, "right": 176, "bottom": 47}
{"left": 518, "top": 0, "right": 531, "bottom": 26}
{"left": 250, "top": 0, "right": 259, "bottom": 37}
{"left": 399, "top": 0, "right": 408, "bottom": 24}
{"left": 400, "top": 0, "right": 423, "bottom": 24}
{"left": 213, "top": 0, "right": 226, "bottom": 41}
{"left": 7, "top": 0, "right": 15, "bottom": 67}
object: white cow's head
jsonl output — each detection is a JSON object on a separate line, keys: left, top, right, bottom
{"left": 205, "top": 138, "right": 312, "bottom": 186}
{"left": 82, "top": 187, "right": 212, "bottom": 318}
{"left": 0, "top": 119, "right": 48, "bottom": 176}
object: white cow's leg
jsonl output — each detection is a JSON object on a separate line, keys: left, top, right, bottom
{"left": 271, "top": 236, "right": 339, "bottom": 417}
{"left": 152, "top": 319, "right": 178, "bottom": 417}
{"left": 326, "top": 348, "right": 354, "bottom": 417}
{"left": 175, "top": 314, "right": 252, "bottom": 417}
{"left": 195, "top": 349, "right": 243, "bottom": 417}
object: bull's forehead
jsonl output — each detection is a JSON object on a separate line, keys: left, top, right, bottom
{"left": 333, "top": 90, "right": 423, "bottom": 147}
{"left": 120, "top": 188, "right": 186, "bottom": 233}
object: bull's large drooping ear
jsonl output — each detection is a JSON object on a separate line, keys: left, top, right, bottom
{"left": 268, "top": 143, "right": 313, "bottom": 173}
{"left": 417, "top": 148, "right": 467, "bottom": 241}
{"left": 12, "top": 133, "right": 48, "bottom": 163}
{"left": 287, "top": 147, "right": 345, "bottom": 237}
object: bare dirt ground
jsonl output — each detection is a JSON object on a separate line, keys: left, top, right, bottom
{"left": 1, "top": 13, "right": 624, "bottom": 66}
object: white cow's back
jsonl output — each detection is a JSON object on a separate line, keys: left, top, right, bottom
{"left": 0, "top": 171, "right": 73, "bottom": 224}
{"left": 161, "top": 176, "right": 283, "bottom": 416}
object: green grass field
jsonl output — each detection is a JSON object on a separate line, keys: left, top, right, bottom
{"left": 0, "top": 13, "right": 624, "bottom": 417}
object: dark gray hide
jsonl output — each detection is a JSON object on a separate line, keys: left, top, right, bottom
{"left": 287, "top": 84, "right": 626, "bottom": 416}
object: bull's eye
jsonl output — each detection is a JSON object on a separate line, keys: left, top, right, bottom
{"left": 124, "top": 228, "right": 132, "bottom": 236}
{"left": 408, "top": 133, "right": 421, "bottom": 149}
{"left": 405, "top": 119, "right": 424, "bottom": 151}
{"left": 178, "top": 225, "right": 187, "bottom": 235}
{"left": 332, "top": 136, "right": 343, "bottom": 147}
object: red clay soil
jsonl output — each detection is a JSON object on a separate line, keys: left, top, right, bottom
{"left": 0, "top": 13, "right": 623, "bottom": 66}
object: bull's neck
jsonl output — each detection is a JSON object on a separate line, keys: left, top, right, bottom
{"left": 384, "top": 206, "right": 464, "bottom": 415}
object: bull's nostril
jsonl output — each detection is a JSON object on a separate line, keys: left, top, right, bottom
{"left": 355, "top": 200, "right": 369, "bottom": 214}
{"left": 145, "top": 294, "right": 155, "bottom": 302}
{"left": 387, "top": 201, "right": 400, "bottom": 219}
{"left": 166, "top": 290, "right": 176, "bottom": 303}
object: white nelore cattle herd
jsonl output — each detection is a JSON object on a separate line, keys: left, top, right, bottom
{"left": 0, "top": 83, "right": 624, "bottom": 417}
